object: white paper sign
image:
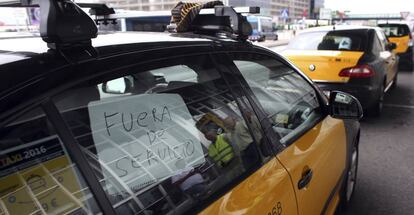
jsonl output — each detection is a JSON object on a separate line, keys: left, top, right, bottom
{"left": 87, "top": 94, "right": 205, "bottom": 191}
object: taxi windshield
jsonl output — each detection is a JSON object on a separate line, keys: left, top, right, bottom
{"left": 287, "top": 30, "right": 367, "bottom": 51}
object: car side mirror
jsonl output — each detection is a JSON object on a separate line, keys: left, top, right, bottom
{"left": 387, "top": 42, "right": 397, "bottom": 51}
{"left": 102, "top": 76, "right": 133, "bottom": 94}
{"left": 329, "top": 91, "right": 363, "bottom": 120}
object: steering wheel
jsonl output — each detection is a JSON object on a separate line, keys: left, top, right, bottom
{"left": 286, "top": 101, "right": 312, "bottom": 129}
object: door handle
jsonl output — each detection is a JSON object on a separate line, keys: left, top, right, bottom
{"left": 298, "top": 169, "right": 313, "bottom": 189}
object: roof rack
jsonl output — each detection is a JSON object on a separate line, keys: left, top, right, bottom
{"left": 92, "top": 3, "right": 260, "bottom": 41}
{"left": 0, "top": 0, "right": 260, "bottom": 50}
{"left": 168, "top": 4, "right": 260, "bottom": 41}
{"left": 0, "top": 0, "right": 115, "bottom": 51}
{"left": 90, "top": 4, "right": 260, "bottom": 41}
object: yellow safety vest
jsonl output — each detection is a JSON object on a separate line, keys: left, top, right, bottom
{"left": 208, "top": 134, "right": 234, "bottom": 167}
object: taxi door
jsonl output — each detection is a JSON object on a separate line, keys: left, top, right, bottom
{"left": 200, "top": 54, "right": 299, "bottom": 215}
{"left": 377, "top": 29, "right": 398, "bottom": 86}
{"left": 275, "top": 118, "right": 347, "bottom": 215}
{"left": 228, "top": 52, "right": 347, "bottom": 215}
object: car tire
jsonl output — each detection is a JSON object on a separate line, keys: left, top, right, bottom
{"left": 340, "top": 136, "right": 359, "bottom": 211}
{"left": 407, "top": 62, "right": 414, "bottom": 72}
{"left": 401, "top": 50, "right": 413, "bottom": 71}
{"left": 260, "top": 36, "right": 265, "bottom": 42}
{"left": 391, "top": 73, "right": 398, "bottom": 90}
{"left": 369, "top": 83, "right": 384, "bottom": 117}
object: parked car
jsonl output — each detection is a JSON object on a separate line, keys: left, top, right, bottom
{"left": 247, "top": 15, "right": 278, "bottom": 41}
{"left": 283, "top": 25, "right": 399, "bottom": 116}
{"left": 0, "top": 1, "right": 361, "bottom": 215}
{"left": 378, "top": 21, "right": 414, "bottom": 71}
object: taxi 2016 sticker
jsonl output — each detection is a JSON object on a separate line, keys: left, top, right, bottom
{"left": 0, "top": 136, "right": 87, "bottom": 214}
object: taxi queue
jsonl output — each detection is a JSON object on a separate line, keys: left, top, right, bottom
{"left": 0, "top": 1, "right": 411, "bottom": 215}
{"left": 281, "top": 22, "right": 413, "bottom": 117}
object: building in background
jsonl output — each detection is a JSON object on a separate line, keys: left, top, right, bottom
{"left": 270, "top": 0, "right": 311, "bottom": 21}
{"left": 98, "top": 0, "right": 212, "bottom": 11}
{"left": 97, "top": 0, "right": 316, "bottom": 21}
{"left": 228, "top": 0, "right": 272, "bottom": 16}
{"left": 229, "top": 0, "right": 313, "bottom": 21}
{"left": 309, "top": 0, "right": 324, "bottom": 19}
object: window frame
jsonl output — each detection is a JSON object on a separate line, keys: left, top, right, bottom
{"left": 372, "top": 32, "right": 384, "bottom": 56}
{"left": 0, "top": 102, "right": 116, "bottom": 215}
{"left": 1, "top": 50, "right": 279, "bottom": 214}
{"left": 42, "top": 100, "right": 117, "bottom": 214}
{"left": 210, "top": 52, "right": 283, "bottom": 157}
{"left": 375, "top": 29, "right": 389, "bottom": 51}
{"left": 54, "top": 52, "right": 277, "bottom": 214}
{"left": 223, "top": 49, "right": 329, "bottom": 150}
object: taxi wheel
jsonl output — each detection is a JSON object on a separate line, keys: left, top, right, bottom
{"left": 401, "top": 53, "right": 413, "bottom": 71}
{"left": 370, "top": 84, "right": 384, "bottom": 116}
{"left": 407, "top": 51, "right": 413, "bottom": 71}
{"left": 340, "top": 138, "right": 359, "bottom": 210}
{"left": 408, "top": 62, "right": 414, "bottom": 72}
{"left": 391, "top": 73, "right": 398, "bottom": 90}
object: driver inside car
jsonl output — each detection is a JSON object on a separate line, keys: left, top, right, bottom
{"left": 223, "top": 116, "right": 260, "bottom": 171}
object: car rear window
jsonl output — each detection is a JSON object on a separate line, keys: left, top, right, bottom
{"left": 378, "top": 24, "right": 410, "bottom": 37}
{"left": 287, "top": 30, "right": 368, "bottom": 51}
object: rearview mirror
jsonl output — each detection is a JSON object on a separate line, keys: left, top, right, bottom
{"left": 387, "top": 42, "right": 397, "bottom": 51}
{"left": 102, "top": 76, "right": 133, "bottom": 94}
{"left": 329, "top": 91, "right": 363, "bottom": 120}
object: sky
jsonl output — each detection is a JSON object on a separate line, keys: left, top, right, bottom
{"left": 325, "top": 0, "right": 414, "bottom": 13}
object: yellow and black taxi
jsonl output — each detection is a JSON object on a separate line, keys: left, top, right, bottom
{"left": 378, "top": 21, "right": 414, "bottom": 71}
{"left": 283, "top": 25, "right": 399, "bottom": 116}
{"left": 0, "top": 1, "right": 362, "bottom": 215}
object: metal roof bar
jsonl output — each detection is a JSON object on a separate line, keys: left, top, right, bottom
{"left": 199, "top": 6, "right": 260, "bottom": 14}
{"left": 0, "top": 0, "right": 115, "bottom": 16}
{"left": 92, "top": 6, "right": 259, "bottom": 20}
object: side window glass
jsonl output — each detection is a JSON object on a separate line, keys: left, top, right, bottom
{"left": 376, "top": 31, "right": 387, "bottom": 51}
{"left": 372, "top": 35, "right": 383, "bottom": 55}
{"left": 52, "top": 55, "right": 268, "bottom": 214}
{"left": 231, "top": 53, "right": 324, "bottom": 145}
{"left": 0, "top": 108, "right": 101, "bottom": 215}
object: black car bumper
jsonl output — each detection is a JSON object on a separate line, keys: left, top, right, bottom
{"left": 316, "top": 82, "right": 380, "bottom": 110}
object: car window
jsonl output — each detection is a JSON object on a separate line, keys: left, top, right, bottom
{"left": 230, "top": 53, "right": 324, "bottom": 145}
{"left": 0, "top": 108, "right": 101, "bottom": 215}
{"left": 247, "top": 16, "right": 258, "bottom": 30}
{"left": 52, "top": 55, "right": 270, "bottom": 214}
{"left": 287, "top": 30, "right": 367, "bottom": 51}
{"left": 376, "top": 30, "right": 389, "bottom": 49}
{"left": 379, "top": 24, "right": 410, "bottom": 37}
{"left": 372, "top": 33, "right": 384, "bottom": 55}
{"left": 260, "top": 18, "right": 273, "bottom": 32}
